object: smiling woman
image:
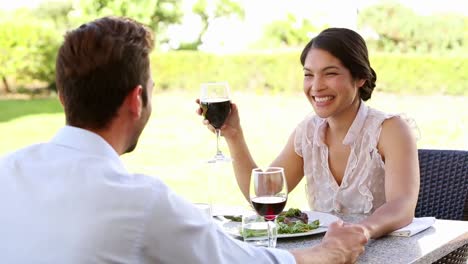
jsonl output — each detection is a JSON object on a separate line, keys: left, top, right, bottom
{"left": 196, "top": 27, "right": 422, "bottom": 246}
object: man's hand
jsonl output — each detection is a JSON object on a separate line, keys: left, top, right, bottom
{"left": 291, "top": 220, "right": 368, "bottom": 264}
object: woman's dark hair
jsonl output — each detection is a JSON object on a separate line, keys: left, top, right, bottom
{"left": 300, "top": 28, "right": 376, "bottom": 101}
{"left": 56, "top": 16, "right": 154, "bottom": 129}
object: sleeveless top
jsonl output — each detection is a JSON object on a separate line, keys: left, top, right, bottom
{"left": 294, "top": 102, "right": 396, "bottom": 214}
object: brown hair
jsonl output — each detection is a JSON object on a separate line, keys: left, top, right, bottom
{"left": 300, "top": 28, "right": 376, "bottom": 101}
{"left": 56, "top": 16, "right": 154, "bottom": 129}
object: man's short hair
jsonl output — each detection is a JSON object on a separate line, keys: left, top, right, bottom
{"left": 56, "top": 16, "right": 154, "bottom": 129}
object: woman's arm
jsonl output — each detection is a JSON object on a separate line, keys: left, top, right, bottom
{"left": 227, "top": 128, "right": 305, "bottom": 201}
{"left": 204, "top": 102, "right": 304, "bottom": 201}
{"left": 270, "top": 131, "right": 305, "bottom": 195}
{"left": 358, "top": 116, "right": 420, "bottom": 239}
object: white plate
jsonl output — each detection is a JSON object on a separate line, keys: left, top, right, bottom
{"left": 221, "top": 211, "right": 341, "bottom": 239}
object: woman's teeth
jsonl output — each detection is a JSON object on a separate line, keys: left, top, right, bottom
{"left": 314, "top": 96, "right": 334, "bottom": 103}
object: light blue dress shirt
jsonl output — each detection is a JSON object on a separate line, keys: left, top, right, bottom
{"left": 0, "top": 126, "right": 295, "bottom": 264}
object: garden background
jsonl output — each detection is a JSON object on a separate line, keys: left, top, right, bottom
{"left": 1, "top": 0, "right": 467, "bottom": 209}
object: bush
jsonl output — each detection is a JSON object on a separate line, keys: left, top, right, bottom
{"left": 0, "top": 11, "right": 61, "bottom": 91}
{"left": 372, "top": 53, "right": 467, "bottom": 95}
{"left": 151, "top": 51, "right": 467, "bottom": 96}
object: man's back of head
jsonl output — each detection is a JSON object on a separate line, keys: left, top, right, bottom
{"left": 56, "top": 16, "right": 154, "bottom": 130}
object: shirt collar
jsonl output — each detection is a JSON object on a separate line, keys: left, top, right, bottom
{"left": 313, "top": 101, "right": 368, "bottom": 146}
{"left": 342, "top": 101, "right": 368, "bottom": 145}
{"left": 51, "top": 125, "right": 125, "bottom": 168}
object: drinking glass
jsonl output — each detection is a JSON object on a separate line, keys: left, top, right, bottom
{"left": 249, "top": 167, "right": 288, "bottom": 248}
{"left": 241, "top": 210, "right": 278, "bottom": 247}
{"left": 200, "top": 82, "right": 232, "bottom": 163}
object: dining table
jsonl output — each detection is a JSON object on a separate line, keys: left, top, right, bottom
{"left": 214, "top": 206, "right": 468, "bottom": 264}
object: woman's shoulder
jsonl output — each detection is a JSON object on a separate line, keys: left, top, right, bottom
{"left": 365, "top": 105, "right": 411, "bottom": 132}
{"left": 366, "top": 106, "right": 418, "bottom": 137}
{"left": 294, "top": 112, "right": 323, "bottom": 143}
{"left": 380, "top": 115, "right": 414, "bottom": 136}
{"left": 366, "top": 105, "right": 397, "bottom": 120}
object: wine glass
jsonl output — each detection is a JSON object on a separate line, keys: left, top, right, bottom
{"left": 200, "top": 82, "right": 232, "bottom": 163}
{"left": 249, "top": 167, "right": 288, "bottom": 247}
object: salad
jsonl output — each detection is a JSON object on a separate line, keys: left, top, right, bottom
{"left": 225, "top": 208, "right": 320, "bottom": 235}
{"left": 276, "top": 208, "right": 320, "bottom": 234}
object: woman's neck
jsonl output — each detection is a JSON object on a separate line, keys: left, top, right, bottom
{"left": 326, "top": 98, "right": 361, "bottom": 140}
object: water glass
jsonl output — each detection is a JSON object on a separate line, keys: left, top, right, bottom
{"left": 241, "top": 211, "right": 277, "bottom": 248}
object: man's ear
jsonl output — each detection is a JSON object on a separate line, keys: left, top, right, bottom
{"left": 126, "top": 85, "right": 143, "bottom": 119}
{"left": 58, "top": 92, "right": 65, "bottom": 107}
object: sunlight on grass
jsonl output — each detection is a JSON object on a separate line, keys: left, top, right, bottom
{"left": 1, "top": 92, "right": 467, "bottom": 209}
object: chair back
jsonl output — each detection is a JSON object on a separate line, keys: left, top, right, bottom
{"left": 415, "top": 149, "right": 468, "bottom": 220}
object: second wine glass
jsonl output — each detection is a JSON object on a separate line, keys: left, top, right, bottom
{"left": 200, "top": 82, "right": 232, "bottom": 163}
{"left": 250, "top": 167, "right": 288, "bottom": 247}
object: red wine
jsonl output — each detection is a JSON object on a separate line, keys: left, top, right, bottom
{"left": 251, "top": 196, "right": 287, "bottom": 220}
{"left": 200, "top": 98, "right": 231, "bottom": 129}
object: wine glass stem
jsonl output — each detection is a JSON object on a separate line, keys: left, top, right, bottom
{"left": 215, "top": 129, "right": 222, "bottom": 156}
{"left": 267, "top": 220, "right": 276, "bottom": 248}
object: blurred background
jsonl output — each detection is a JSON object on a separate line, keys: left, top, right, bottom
{"left": 0, "top": 0, "right": 467, "bottom": 209}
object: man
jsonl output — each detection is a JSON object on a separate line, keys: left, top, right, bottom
{"left": 0, "top": 16, "right": 367, "bottom": 263}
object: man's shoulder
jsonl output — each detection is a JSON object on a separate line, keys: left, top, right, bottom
{"left": 122, "top": 173, "right": 167, "bottom": 190}
{"left": 0, "top": 143, "right": 46, "bottom": 162}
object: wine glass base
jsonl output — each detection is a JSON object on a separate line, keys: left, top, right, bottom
{"left": 206, "top": 155, "right": 232, "bottom": 164}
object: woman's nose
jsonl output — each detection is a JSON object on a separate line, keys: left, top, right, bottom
{"left": 311, "top": 76, "right": 325, "bottom": 92}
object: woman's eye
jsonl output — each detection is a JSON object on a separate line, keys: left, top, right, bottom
{"left": 326, "top": 72, "right": 337, "bottom": 76}
{"left": 304, "top": 73, "right": 313, "bottom": 77}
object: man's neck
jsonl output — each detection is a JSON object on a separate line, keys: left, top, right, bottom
{"left": 85, "top": 125, "right": 126, "bottom": 156}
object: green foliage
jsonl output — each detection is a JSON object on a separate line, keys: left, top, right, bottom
{"left": 358, "top": 1, "right": 467, "bottom": 54}
{"left": 258, "top": 14, "right": 321, "bottom": 48}
{"left": 73, "top": 0, "right": 182, "bottom": 30}
{"left": 151, "top": 51, "right": 468, "bottom": 95}
{"left": 0, "top": 10, "right": 61, "bottom": 90}
{"left": 70, "top": 0, "right": 183, "bottom": 46}
{"left": 34, "top": 0, "right": 74, "bottom": 30}
{"left": 151, "top": 51, "right": 301, "bottom": 93}
{"left": 0, "top": 0, "right": 185, "bottom": 92}
{"left": 183, "top": 0, "right": 245, "bottom": 50}
{"left": 371, "top": 53, "right": 468, "bottom": 95}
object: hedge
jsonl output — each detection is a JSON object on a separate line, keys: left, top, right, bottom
{"left": 151, "top": 51, "right": 467, "bottom": 95}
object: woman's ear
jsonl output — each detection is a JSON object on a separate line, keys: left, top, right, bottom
{"left": 357, "top": 78, "right": 366, "bottom": 88}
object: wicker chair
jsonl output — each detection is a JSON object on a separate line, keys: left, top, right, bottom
{"left": 415, "top": 149, "right": 468, "bottom": 264}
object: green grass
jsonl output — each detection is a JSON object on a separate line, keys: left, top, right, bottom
{"left": 0, "top": 98, "right": 62, "bottom": 122}
{"left": 1, "top": 92, "right": 467, "bottom": 210}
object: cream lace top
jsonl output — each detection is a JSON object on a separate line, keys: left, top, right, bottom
{"left": 294, "top": 102, "right": 396, "bottom": 214}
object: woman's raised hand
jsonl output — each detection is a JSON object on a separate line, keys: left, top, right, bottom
{"left": 195, "top": 98, "right": 241, "bottom": 140}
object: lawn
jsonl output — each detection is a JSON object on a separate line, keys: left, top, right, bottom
{"left": 1, "top": 91, "right": 467, "bottom": 210}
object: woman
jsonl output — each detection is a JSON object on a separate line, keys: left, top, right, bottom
{"left": 197, "top": 28, "right": 420, "bottom": 239}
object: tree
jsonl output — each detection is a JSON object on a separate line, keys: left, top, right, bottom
{"left": 0, "top": 10, "right": 61, "bottom": 93}
{"left": 181, "top": 0, "right": 244, "bottom": 50}
{"left": 0, "top": 0, "right": 184, "bottom": 93}
{"left": 358, "top": 1, "right": 466, "bottom": 54}
{"left": 35, "top": 0, "right": 74, "bottom": 31}
{"left": 257, "top": 14, "right": 321, "bottom": 49}
{"left": 72, "top": 0, "right": 183, "bottom": 46}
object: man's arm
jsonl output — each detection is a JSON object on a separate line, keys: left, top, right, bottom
{"left": 291, "top": 220, "right": 368, "bottom": 264}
